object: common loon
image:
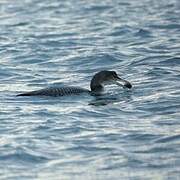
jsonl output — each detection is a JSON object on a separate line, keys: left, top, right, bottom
{"left": 17, "top": 70, "right": 132, "bottom": 97}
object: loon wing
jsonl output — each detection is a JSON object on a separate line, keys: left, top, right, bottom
{"left": 17, "top": 86, "right": 90, "bottom": 97}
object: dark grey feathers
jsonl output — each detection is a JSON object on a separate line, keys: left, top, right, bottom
{"left": 17, "top": 86, "right": 90, "bottom": 97}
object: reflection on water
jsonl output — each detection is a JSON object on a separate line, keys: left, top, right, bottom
{"left": 89, "top": 91, "right": 132, "bottom": 106}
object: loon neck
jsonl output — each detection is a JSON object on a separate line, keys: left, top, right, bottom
{"left": 90, "top": 77, "right": 104, "bottom": 92}
{"left": 90, "top": 71, "right": 105, "bottom": 92}
{"left": 90, "top": 84, "right": 103, "bottom": 92}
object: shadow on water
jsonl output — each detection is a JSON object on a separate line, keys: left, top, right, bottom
{"left": 89, "top": 91, "right": 132, "bottom": 106}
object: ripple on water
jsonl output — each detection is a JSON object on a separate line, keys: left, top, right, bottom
{"left": 0, "top": 0, "right": 180, "bottom": 179}
{"left": 0, "top": 148, "right": 49, "bottom": 164}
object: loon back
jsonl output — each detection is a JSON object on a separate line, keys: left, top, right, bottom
{"left": 17, "top": 86, "right": 90, "bottom": 97}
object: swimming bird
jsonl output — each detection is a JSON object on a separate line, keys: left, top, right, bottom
{"left": 17, "top": 70, "right": 132, "bottom": 97}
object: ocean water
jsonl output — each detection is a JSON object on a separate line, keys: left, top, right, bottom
{"left": 0, "top": 0, "right": 180, "bottom": 179}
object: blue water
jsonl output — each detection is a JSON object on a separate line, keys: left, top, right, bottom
{"left": 0, "top": 0, "right": 180, "bottom": 179}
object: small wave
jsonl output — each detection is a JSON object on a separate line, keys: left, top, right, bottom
{"left": 0, "top": 148, "right": 49, "bottom": 163}
{"left": 135, "top": 29, "right": 152, "bottom": 38}
{"left": 155, "top": 134, "right": 180, "bottom": 143}
{"left": 159, "top": 57, "right": 180, "bottom": 66}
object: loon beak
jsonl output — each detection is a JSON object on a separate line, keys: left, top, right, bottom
{"left": 114, "top": 76, "right": 132, "bottom": 89}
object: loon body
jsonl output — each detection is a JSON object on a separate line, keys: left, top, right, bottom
{"left": 17, "top": 86, "right": 90, "bottom": 97}
{"left": 17, "top": 70, "right": 132, "bottom": 97}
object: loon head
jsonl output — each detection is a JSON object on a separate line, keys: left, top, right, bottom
{"left": 90, "top": 70, "right": 132, "bottom": 92}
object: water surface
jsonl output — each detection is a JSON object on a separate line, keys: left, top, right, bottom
{"left": 0, "top": 0, "right": 180, "bottom": 179}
